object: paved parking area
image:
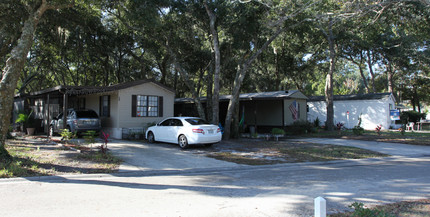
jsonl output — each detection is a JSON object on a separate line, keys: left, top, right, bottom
{"left": 108, "top": 140, "right": 239, "bottom": 172}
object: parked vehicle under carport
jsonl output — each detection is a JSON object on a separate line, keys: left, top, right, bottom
{"left": 49, "top": 109, "right": 101, "bottom": 136}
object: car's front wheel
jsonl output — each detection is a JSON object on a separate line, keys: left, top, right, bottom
{"left": 178, "top": 135, "right": 189, "bottom": 149}
{"left": 147, "top": 132, "right": 155, "bottom": 143}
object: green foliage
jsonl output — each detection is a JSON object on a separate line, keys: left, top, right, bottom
{"left": 288, "top": 120, "right": 315, "bottom": 135}
{"left": 15, "top": 111, "right": 34, "bottom": 128}
{"left": 313, "top": 117, "right": 321, "bottom": 128}
{"left": 348, "top": 202, "right": 394, "bottom": 217}
{"left": 271, "top": 128, "right": 285, "bottom": 135}
{"left": 83, "top": 130, "right": 97, "bottom": 148}
{"left": 400, "top": 111, "right": 426, "bottom": 123}
{"left": 352, "top": 114, "right": 364, "bottom": 135}
{"left": 352, "top": 126, "right": 365, "bottom": 136}
{"left": 60, "top": 129, "right": 75, "bottom": 143}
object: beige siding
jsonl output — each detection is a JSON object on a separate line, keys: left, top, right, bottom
{"left": 81, "top": 82, "right": 174, "bottom": 139}
{"left": 283, "top": 99, "right": 307, "bottom": 125}
{"left": 117, "top": 82, "right": 174, "bottom": 128}
{"left": 81, "top": 92, "right": 119, "bottom": 128}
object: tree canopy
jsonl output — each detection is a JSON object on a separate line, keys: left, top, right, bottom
{"left": 1, "top": 0, "right": 429, "bottom": 142}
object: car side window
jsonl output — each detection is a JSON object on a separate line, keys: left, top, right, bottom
{"left": 171, "top": 119, "right": 183, "bottom": 127}
{"left": 160, "top": 119, "right": 171, "bottom": 126}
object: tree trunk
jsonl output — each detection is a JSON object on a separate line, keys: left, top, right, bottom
{"left": 204, "top": 2, "right": 221, "bottom": 125}
{"left": 232, "top": 99, "right": 240, "bottom": 139}
{"left": 324, "top": 17, "right": 336, "bottom": 131}
{"left": 366, "top": 50, "right": 376, "bottom": 93}
{"left": 387, "top": 62, "right": 395, "bottom": 94}
{"left": 223, "top": 27, "right": 285, "bottom": 139}
{"left": 206, "top": 66, "right": 213, "bottom": 123}
{"left": 0, "top": 0, "right": 74, "bottom": 162}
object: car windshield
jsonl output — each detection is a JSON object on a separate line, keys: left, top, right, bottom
{"left": 185, "top": 118, "right": 209, "bottom": 125}
{"left": 76, "top": 110, "right": 99, "bottom": 118}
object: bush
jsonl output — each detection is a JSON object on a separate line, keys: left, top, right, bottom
{"left": 400, "top": 111, "right": 426, "bottom": 123}
{"left": 271, "top": 128, "right": 285, "bottom": 135}
{"left": 288, "top": 120, "right": 314, "bottom": 135}
{"left": 313, "top": 117, "right": 321, "bottom": 128}
{"left": 60, "top": 129, "right": 75, "bottom": 143}
{"left": 352, "top": 126, "right": 365, "bottom": 135}
{"left": 353, "top": 114, "right": 365, "bottom": 136}
{"left": 348, "top": 202, "right": 394, "bottom": 217}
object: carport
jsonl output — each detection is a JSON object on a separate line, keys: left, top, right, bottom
{"left": 14, "top": 85, "right": 109, "bottom": 134}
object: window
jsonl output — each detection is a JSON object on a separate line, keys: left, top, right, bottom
{"left": 99, "top": 95, "right": 110, "bottom": 117}
{"left": 185, "top": 118, "right": 209, "bottom": 125}
{"left": 132, "top": 95, "right": 163, "bottom": 117}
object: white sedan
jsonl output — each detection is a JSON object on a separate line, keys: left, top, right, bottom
{"left": 146, "top": 117, "right": 222, "bottom": 149}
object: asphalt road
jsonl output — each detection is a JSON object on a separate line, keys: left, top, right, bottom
{"left": 1, "top": 139, "right": 430, "bottom": 217}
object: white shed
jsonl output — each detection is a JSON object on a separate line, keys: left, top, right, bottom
{"left": 307, "top": 93, "right": 397, "bottom": 130}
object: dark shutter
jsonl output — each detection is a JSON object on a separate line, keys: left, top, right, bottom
{"left": 81, "top": 98, "right": 86, "bottom": 110}
{"left": 132, "top": 95, "right": 137, "bottom": 117}
{"left": 158, "top": 96, "right": 163, "bottom": 117}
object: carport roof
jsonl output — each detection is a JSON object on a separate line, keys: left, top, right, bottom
{"left": 308, "top": 92, "right": 394, "bottom": 102}
{"left": 175, "top": 90, "right": 308, "bottom": 103}
{"left": 15, "top": 79, "right": 174, "bottom": 98}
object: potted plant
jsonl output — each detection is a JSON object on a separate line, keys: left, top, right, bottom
{"left": 15, "top": 111, "right": 36, "bottom": 135}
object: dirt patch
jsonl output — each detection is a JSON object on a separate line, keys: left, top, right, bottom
{"left": 2, "top": 136, "right": 121, "bottom": 178}
{"left": 330, "top": 199, "right": 430, "bottom": 217}
{"left": 184, "top": 138, "right": 388, "bottom": 165}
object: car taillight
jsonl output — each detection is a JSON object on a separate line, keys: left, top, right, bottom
{"left": 192, "top": 129, "right": 205, "bottom": 134}
{"left": 217, "top": 128, "right": 221, "bottom": 133}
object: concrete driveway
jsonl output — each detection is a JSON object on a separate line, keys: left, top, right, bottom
{"left": 108, "top": 138, "right": 430, "bottom": 173}
{"left": 108, "top": 140, "right": 239, "bottom": 172}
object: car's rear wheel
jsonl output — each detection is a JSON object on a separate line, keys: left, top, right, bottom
{"left": 178, "top": 135, "right": 189, "bottom": 149}
{"left": 147, "top": 132, "right": 155, "bottom": 143}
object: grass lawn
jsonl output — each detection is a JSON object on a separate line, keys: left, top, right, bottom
{"left": 301, "top": 129, "right": 430, "bottom": 146}
{"left": 0, "top": 137, "right": 121, "bottom": 178}
{"left": 202, "top": 139, "right": 388, "bottom": 165}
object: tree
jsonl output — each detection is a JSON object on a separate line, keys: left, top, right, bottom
{"left": 204, "top": 2, "right": 221, "bottom": 125}
{"left": 0, "top": 0, "right": 74, "bottom": 162}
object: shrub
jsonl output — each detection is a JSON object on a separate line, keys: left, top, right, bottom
{"left": 83, "top": 131, "right": 97, "bottom": 150}
{"left": 100, "top": 132, "right": 110, "bottom": 154}
{"left": 313, "top": 117, "right": 321, "bottom": 128}
{"left": 353, "top": 114, "right": 364, "bottom": 136}
{"left": 352, "top": 126, "right": 364, "bottom": 135}
{"left": 348, "top": 202, "right": 394, "bottom": 217}
{"left": 271, "top": 128, "right": 285, "bottom": 135}
{"left": 375, "top": 125, "right": 382, "bottom": 136}
{"left": 60, "top": 129, "right": 75, "bottom": 143}
{"left": 336, "top": 122, "right": 345, "bottom": 131}
{"left": 289, "top": 120, "right": 314, "bottom": 135}
{"left": 400, "top": 111, "right": 426, "bottom": 124}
